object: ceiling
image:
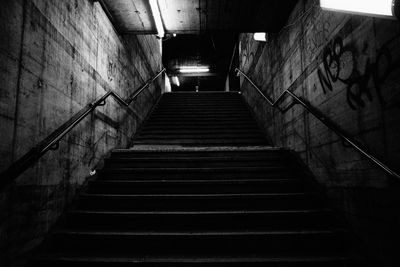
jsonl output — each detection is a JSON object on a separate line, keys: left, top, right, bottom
{"left": 102, "top": 0, "right": 299, "bottom": 34}
{"left": 100, "top": 0, "right": 299, "bottom": 91}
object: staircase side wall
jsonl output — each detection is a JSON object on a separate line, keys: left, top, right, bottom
{"left": 239, "top": 0, "right": 400, "bottom": 265}
{"left": 0, "top": 0, "right": 162, "bottom": 265}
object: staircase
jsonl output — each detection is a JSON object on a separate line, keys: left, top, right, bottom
{"left": 133, "top": 92, "right": 268, "bottom": 146}
{"left": 33, "top": 92, "right": 366, "bottom": 266}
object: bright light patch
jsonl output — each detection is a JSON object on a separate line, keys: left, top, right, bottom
{"left": 149, "top": 0, "right": 165, "bottom": 38}
{"left": 171, "top": 76, "right": 180, "bottom": 86}
{"left": 254, "top": 32, "right": 267, "bottom": 42}
{"left": 179, "top": 67, "right": 210, "bottom": 73}
{"left": 165, "top": 75, "right": 171, "bottom": 92}
{"left": 320, "top": 0, "right": 394, "bottom": 17}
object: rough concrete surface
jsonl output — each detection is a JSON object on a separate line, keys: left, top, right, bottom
{"left": 126, "top": 145, "right": 289, "bottom": 151}
{"left": 238, "top": 0, "right": 400, "bottom": 265}
{"left": 0, "top": 0, "right": 162, "bottom": 265}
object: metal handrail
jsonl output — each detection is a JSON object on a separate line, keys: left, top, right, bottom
{"left": 235, "top": 68, "right": 400, "bottom": 180}
{"left": 0, "top": 68, "right": 166, "bottom": 189}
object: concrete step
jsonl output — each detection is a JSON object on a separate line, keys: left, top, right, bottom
{"left": 50, "top": 229, "right": 350, "bottom": 254}
{"left": 160, "top": 94, "right": 242, "bottom": 98}
{"left": 156, "top": 104, "right": 245, "bottom": 108}
{"left": 64, "top": 209, "right": 344, "bottom": 232}
{"left": 138, "top": 126, "right": 261, "bottom": 132}
{"left": 139, "top": 125, "right": 262, "bottom": 131}
{"left": 158, "top": 99, "right": 243, "bottom": 103}
{"left": 135, "top": 131, "right": 263, "bottom": 137}
{"left": 154, "top": 103, "right": 248, "bottom": 107}
{"left": 147, "top": 115, "right": 253, "bottom": 120}
{"left": 149, "top": 114, "right": 252, "bottom": 119}
{"left": 151, "top": 109, "right": 250, "bottom": 113}
{"left": 76, "top": 193, "right": 322, "bottom": 211}
{"left": 156, "top": 102, "right": 245, "bottom": 106}
{"left": 161, "top": 93, "right": 241, "bottom": 98}
{"left": 155, "top": 101, "right": 246, "bottom": 105}
{"left": 87, "top": 179, "right": 306, "bottom": 194}
{"left": 99, "top": 166, "right": 296, "bottom": 174}
{"left": 150, "top": 109, "right": 250, "bottom": 114}
{"left": 131, "top": 139, "right": 268, "bottom": 146}
{"left": 103, "top": 157, "right": 296, "bottom": 168}
{"left": 98, "top": 166, "right": 302, "bottom": 180}
{"left": 159, "top": 100, "right": 243, "bottom": 103}
{"left": 34, "top": 253, "right": 365, "bottom": 267}
{"left": 109, "top": 149, "right": 291, "bottom": 159}
{"left": 135, "top": 134, "right": 267, "bottom": 140}
{"left": 141, "top": 120, "right": 259, "bottom": 125}
{"left": 153, "top": 108, "right": 251, "bottom": 113}
{"left": 137, "top": 129, "right": 264, "bottom": 135}
{"left": 161, "top": 94, "right": 241, "bottom": 97}
{"left": 145, "top": 119, "right": 255, "bottom": 124}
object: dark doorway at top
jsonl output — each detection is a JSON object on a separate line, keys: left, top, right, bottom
{"left": 162, "top": 33, "right": 238, "bottom": 92}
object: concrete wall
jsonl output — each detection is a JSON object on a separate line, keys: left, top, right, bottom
{"left": 238, "top": 0, "right": 400, "bottom": 265}
{"left": 0, "top": 0, "right": 162, "bottom": 265}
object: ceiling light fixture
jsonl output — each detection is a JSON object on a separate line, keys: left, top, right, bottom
{"left": 179, "top": 67, "right": 210, "bottom": 73}
{"left": 253, "top": 32, "right": 267, "bottom": 42}
{"left": 149, "top": 0, "right": 165, "bottom": 38}
{"left": 320, "top": 0, "right": 397, "bottom": 18}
